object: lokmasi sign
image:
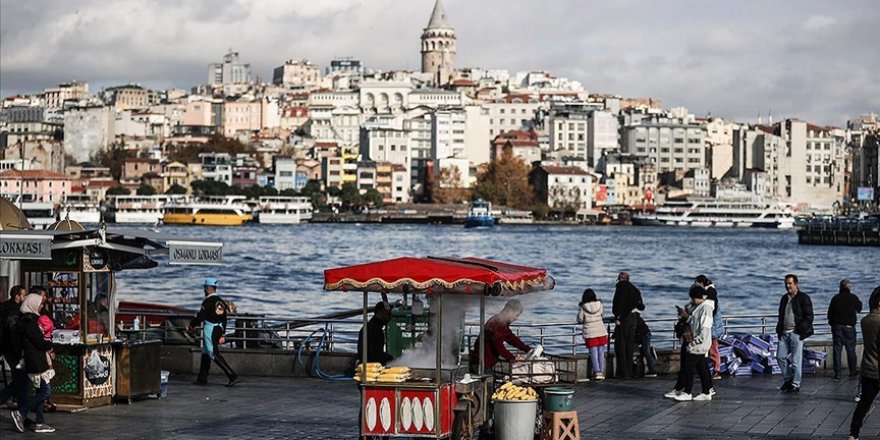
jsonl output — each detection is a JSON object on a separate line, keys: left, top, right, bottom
{"left": 0, "top": 236, "right": 53, "bottom": 260}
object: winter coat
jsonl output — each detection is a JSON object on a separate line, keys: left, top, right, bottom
{"left": 686, "top": 300, "right": 714, "bottom": 355}
{"left": 612, "top": 280, "right": 645, "bottom": 321}
{"left": 577, "top": 301, "right": 608, "bottom": 339}
{"left": 18, "top": 313, "right": 53, "bottom": 374}
{"left": 860, "top": 310, "right": 880, "bottom": 380}
{"left": 775, "top": 291, "right": 814, "bottom": 339}
{"left": 705, "top": 285, "right": 725, "bottom": 338}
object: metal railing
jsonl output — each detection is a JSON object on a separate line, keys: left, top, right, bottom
{"left": 160, "top": 312, "right": 867, "bottom": 356}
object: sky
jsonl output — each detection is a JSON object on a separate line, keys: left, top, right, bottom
{"left": 1, "top": 0, "right": 878, "bottom": 126}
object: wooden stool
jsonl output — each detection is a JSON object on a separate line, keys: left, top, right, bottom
{"left": 541, "top": 410, "right": 580, "bottom": 440}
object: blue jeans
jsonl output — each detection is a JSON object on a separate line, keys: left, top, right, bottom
{"left": 588, "top": 345, "right": 606, "bottom": 376}
{"left": 639, "top": 333, "right": 657, "bottom": 375}
{"left": 19, "top": 378, "right": 51, "bottom": 424}
{"left": 776, "top": 332, "right": 804, "bottom": 387}
{"left": 831, "top": 325, "right": 857, "bottom": 377}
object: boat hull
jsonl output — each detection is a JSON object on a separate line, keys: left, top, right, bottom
{"left": 163, "top": 213, "right": 253, "bottom": 226}
{"left": 463, "top": 216, "right": 495, "bottom": 228}
{"left": 257, "top": 214, "right": 310, "bottom": 224}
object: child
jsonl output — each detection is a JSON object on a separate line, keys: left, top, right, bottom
{"left": 36, "top": 315, "right": 56, "bottom": 386}
{"left": 635, "top": 312, "right": 659, "bottom": 377}
{"left": 577, "top": 289, "right": 609, "bottom": 380}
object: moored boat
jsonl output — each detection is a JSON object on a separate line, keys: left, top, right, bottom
{"left": 256, "top": 196, "right": 313, "bottom": 224}
{"left": 632, "top": 198, "right": 795, "bottom": 229}
{"left": 463, "top": 199, "right": 495, "bottom": 228}
{"left": 109, "top": 195, "right": 183, "bottom": 224}
{"left": 61, "top": 194, "right": 102, "bottom": 224}
{"left": 163, "top": 195, "right": 253, "bottom": 226}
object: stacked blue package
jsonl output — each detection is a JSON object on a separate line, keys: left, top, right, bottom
{"left": 727, "top": 357, "right": 742, "bottom": 373}
{"left": 802, "top": 364, "right": 817, "bottom": 374}
{"left": 751, "top": 363, "right": 768, "bottom": 374}
{"left": 745, "top": 335, "right": 771, "bottom": 353}
{"left": 770, "top": 365, "right": 782, "bottom": 374}
{"left": 804, "top": 350, "right": 827, "bottom": 361}
{"left": 718, "top": 346, "right": 735, "bottom": 358}
{"left": 734, "top": 364, "right": 753, "bottom": 376}
{"left": 759, "top": 333, "right": 779, "bottom": 344}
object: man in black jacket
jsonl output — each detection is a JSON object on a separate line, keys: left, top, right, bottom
{"left": 0, "top": 285, "right": 27, "bottom": 408}
{"left": 356, "top": 301, "right": 393, "bottom": 366}
{"left": 776, "top": 274, "right": 814, "bottom": 393}
{"left": 612, "top": 272, "right": 645, "bottom": 379}
{"left": 828, "top": 279, "right": 862, "bottom": 379}
{"left": 186, "top": 278, "right": 240, "bottom": 387}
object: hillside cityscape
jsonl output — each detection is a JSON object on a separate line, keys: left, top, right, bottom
{"left": 1, "top": 0, "right": 878, "bottom": 220}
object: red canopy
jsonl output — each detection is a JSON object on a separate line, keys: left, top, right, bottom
{"left": 323, "top": 256, "right": 555, "bottom": 296}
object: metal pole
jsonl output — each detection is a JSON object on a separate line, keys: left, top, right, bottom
{"left": 361, "top": 291, "right": 368, "bottom": 438}
{"left": 435, "top": 292, "right": 442, "bottom": 440}
{"left": 479, "top": 293, "right": 485, "bottom": 375}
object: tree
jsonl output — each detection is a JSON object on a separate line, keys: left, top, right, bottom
{"left": 190, "top": 179, "right": 231, "bottom": 197}
{"left": 298, "top": 180, "right": 324, "bottom": 207}
{"left": 92, "top": 143, "right": 134, "bottom": 181}
{"left": 338, "top": 182, "right": 361, "bottom": 209}
{"left": 430, "top": 166, "right": 471, "bottom": 204}
{"left": 165, "top": 184, "right": 187, "bottom": 195}
{"left": 362, "top": 189, "right": 384, "bottom": 207}
{"left": 106, "top": 186, "right": 131, "bottom": 196}
{"left": 473, "top": 148, "right": 534, "bottom": 209}
{"left": 164, "top": 135, "right": 256, "bottom": 165}
{"left": 136, "top": 184, "right": 157, "bottom": 196}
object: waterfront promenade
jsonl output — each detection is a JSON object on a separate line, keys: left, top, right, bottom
{"left": 3, "top": 373, "right": 874, "bottom": 439}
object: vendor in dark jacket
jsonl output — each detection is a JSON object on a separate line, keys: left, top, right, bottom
{"left": 10, "top": 294, "right": 55, "bottom": 433}
{"left": 0, "top": 285, "right": 28, "bottom": 408}
{"left": 612, "top": 272, "right": 645, "bottom": 379}
{"left": 186, "top": 278, "right": 240, "bottom": 387}
{"left": 849, "top": 285, "right": 880, "bottom": 440}
{"left": 775, "top": 274, "right": 814, "bottom": 393}
{"left": 827, "top": 279, "right": 863, "bottom": 379}
{"left": 356, "top": 301, "right": 394, "bottom": 365}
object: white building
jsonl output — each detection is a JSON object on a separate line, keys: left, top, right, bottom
{"left": 274, "top": 156, "right": 296, "bottom": 191}
{"left": 273, "top": 59, "right": 322, "bottom": 89}
{"left": 208, "top": 50, "right": 251, "bottom": 85}
{"left": 587, "top": 110, "right": 619, "bottom": 167}
{"left": 530, "top": 165, "right": 592, "bottom": 212}
{"left": 620, "top": 121, "right": 707, "bottom": 173}
{"left": 549, "top": 112, "right": 588, "bottom": 161}
{"left": 63, "top": 106, "right": 115, "bottom": 162}
{"left": 484, "top": 96, "right": 543, "bottom": 138}
{"left": 199, "top": 152, "right": 233, "bottom": 185}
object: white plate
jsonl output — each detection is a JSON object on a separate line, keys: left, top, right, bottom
{"left": 413, "top": 397, "right": 423, "bottom": 431}
{"left": 400, "top": 398, "right": 412, "bottom": 430}
{"left": 423, "top": 397, "right": 435, "bottom": 431}
{"left": 380, "top": 397, "right": 391, "bottom": 431}
{"left": 365, "top": 397, "right": 377, "bottom": 431}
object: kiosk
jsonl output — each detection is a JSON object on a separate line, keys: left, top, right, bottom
{"left": 1, "top": 220, "right": 222, "bottom": 408}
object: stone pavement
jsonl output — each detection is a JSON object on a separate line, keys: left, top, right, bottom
{"left": 1, "top": 373, "right": 876, "bottom": 439}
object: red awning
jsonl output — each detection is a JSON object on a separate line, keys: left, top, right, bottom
{"left": 323, "top": 256, "right": 555, "bottom": 296}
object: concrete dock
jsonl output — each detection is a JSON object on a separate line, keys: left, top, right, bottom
{"left": 2, "top": 373, "right": 876, "bottom": 439}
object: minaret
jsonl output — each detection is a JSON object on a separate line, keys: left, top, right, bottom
{"left": 421, "top": 0, "right": 456, "bottom": 87}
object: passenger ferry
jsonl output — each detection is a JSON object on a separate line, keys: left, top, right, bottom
{"left": 256, "top": 196, "right": 313, "bottom": 224}
{"left": 463, "top": 199, "right": 495, "bottom": 228}
{"left": 108, "top": 195, "right": 182, "bottom": 224}
{"left": 1, "top": 193, "right": 56, "bottom": 229}
{"left": 632, "top": 198, "right": 795, "bottom": 229}
{"left": 61, "top": 194, "right": 101, "bottom": 224}
{"left": 497, "top": 209, "right": 534, "bottom": 225}
{"left": 163, "top": 196, "right": 253, "bottom": 226}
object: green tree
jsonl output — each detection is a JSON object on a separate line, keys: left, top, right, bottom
{"left": 92, "top": 143, "right": 134, "bottom": 181}
{"left": 280, "top": 188, "right": 299, "bottom": 196}
{"left": 473, "top": 149, "right": 534, "bottom": 209}
{"left": 298, "top": 180, "right": 324, "bottom": 207}
{"left": 362, "top": 189, "right": 385, "bottom": 207}
{"left": 165, "top": 184, "right": 187, "bottom": 195}
{"left": 338, "top": 182, "right": 361, "bottom": 209}
{"left": 190, "top": 179, "right": 232, "bottom": 197}
{"left": 106, "top": 186, "right": 131, "bottom": 196}
{"left": 164, "top": 135, "right": 256, "bottom": 164}
{"left": 136, "top": 184, "right": 157, "bottom": 196}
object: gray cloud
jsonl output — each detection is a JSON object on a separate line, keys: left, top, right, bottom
{"left": 1, "top": 0, "right": 877, "bottom": 125}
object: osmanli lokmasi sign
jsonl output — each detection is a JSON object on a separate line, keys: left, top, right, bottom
{"left": 167, "top": 240, "right": 223, "bottom": 265}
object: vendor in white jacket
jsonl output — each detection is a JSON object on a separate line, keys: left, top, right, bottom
{"left": 673, "top": 284, "right": 715, "bottom": 401}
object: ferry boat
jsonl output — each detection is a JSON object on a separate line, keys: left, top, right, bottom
{"left": 61, "top": 194, "right": 101, "bottom": 224}
{"left": 108, "top": 195, "right": 181, "bottom": 224}
{"left": 497, "top": 209, "right": 534, "bottom": 225}
{"left": 1, "top": 193, "right": 56, "bottom": 229}
{"left": 256, "top": 196, "right": 313, "bottom": 224}
{"left": 463, "top": 199, "right": 495, "bottom": 228}
{"left": 163, "top": 196, "right": 254, "bottom": 226}
{"left": 632, "top": 198, "right": 795, "bottom": 229}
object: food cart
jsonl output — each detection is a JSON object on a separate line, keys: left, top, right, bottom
{"left": 323, "top": 256, "right": 555, "bottom": 439}
{"left": 0, "top": 222, "right": 222, "bottom": 408}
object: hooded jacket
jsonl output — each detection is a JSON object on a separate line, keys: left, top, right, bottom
{"left": 775, "top": 290, "right": 814, "bottom": 339}
{"left": 860, "top": 309, "right": 880, "bottom": 380}
{"left": 577, "top": 301, "right": 608, "bottom": 339}
{"left": 686, "top": 300, "right": 715, "bottom": 355}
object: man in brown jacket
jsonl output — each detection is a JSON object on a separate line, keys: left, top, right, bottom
{"left": 849, "top": 286, "right": 880, "bottom": 440}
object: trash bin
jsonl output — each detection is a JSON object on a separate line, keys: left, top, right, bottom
{"left": 543, "top": 387, "right": 574, "bottom": 411}
{"left": 494, "top": 399, "right": 538, "bottom": 440}
{"left": 159, "top": 370, "right": 170, "bottom": 398}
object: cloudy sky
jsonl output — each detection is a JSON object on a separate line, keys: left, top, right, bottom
{"left": 1, "top": 0, "right": 877, "bottom": 125}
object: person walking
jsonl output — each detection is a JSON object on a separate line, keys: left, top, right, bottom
{"left": 696, "top": 275, "right": 724, "bottom": 380}
{"left": 670, "top": 284, "right": 715, "bottom": 401}
{"left": 635, "top": 312, "right": 659, "bottom": 377}
{"left": 0, "top": 285, "right": 28, "bottom": 408}
{"left": 776, "top": 274, "right": 814, "bottom": 393}
{"left": 577, "top": 289, "right": 609, "bottom": 380}
{"left": 848, "top": 286, "right": 880, "bottom": 440}
{"left": 828, "top": 279, "right": 863, "bottom": 379}
{"left": 10, "top": 293, "right": 55, "bottom": 433}
{"left": 186, "top": 278, "right": 240, "bottom": 387}
{"left": 612, "top": 272, "right": 644, "bottom": 379}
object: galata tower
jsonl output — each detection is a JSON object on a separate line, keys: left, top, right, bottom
{"left": 420, "top": 0, "right": 456, "bottom": 86}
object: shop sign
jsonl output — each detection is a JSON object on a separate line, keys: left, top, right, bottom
{"left": 168, "top": 241, "right": 223, "bottom": 265}
{"left": 0, "top": 236, "right": 52, "bottom": 260}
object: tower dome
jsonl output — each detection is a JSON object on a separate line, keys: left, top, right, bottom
{"left": 420, "top": 0, "right": 456, "bottom": 86}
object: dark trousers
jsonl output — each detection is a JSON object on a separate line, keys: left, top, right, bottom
{"left": 674, "top": 345, "right": 686, "bottom": 390}
{"left": 197, "top": 326, "right": 237, "bottom": 383}
{"left": 19, "top": 378, "right": 51, "bottom": 424}
{"left": 0, "top": 368, "right": 28, "bottom": 407}
{"left": 614, "top": 314, "right": 638, "bottom": 378}
{"left": 639, "top": 333, "right": 657, "bottom": 375}
{"left": 831, "top": 325, "right": 858, "bottom": 377}
{"left": 850, "top": 376, "right": 879, "bottom": 438}
{"left": 681, "top": 353, "right": 712, "bottom": 395}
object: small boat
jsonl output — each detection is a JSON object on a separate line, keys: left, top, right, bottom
{"left": 463, "top": 199, "right": 495, "bottom": 228}
{"left": 163, "top": 195, "right": 253, "bottom": 226}
{"left": 256, "top": 196, "right": 313, "bottom": 224}
{"left": 632, "top": 198, "right": 795, "bottom": 229}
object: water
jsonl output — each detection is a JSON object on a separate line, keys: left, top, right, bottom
{"left": 114, "top": 224, "right": 878, "bottom": 322}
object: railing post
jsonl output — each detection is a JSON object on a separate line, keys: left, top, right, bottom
{"left": 571, "top": 325, "right": 577, "bottom": 355}
{"left": 539, "top": 327, "right": 545, "bottom": 348}
{"left": 328, "top": 322, "right": 335, "bottom": 351}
